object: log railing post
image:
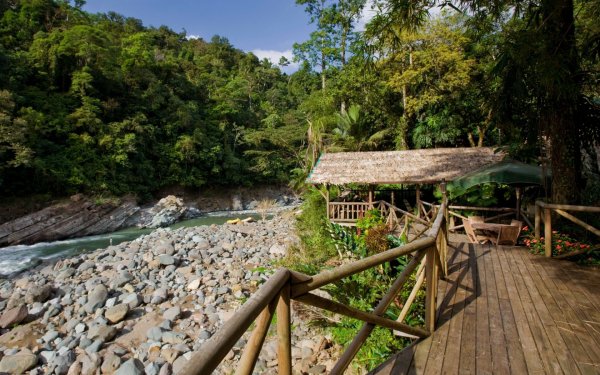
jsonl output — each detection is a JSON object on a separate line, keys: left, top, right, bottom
{"left": 544, "top": 207, "right": 552, "bottom": 257}
{"left": 277, "top": 282, "right": 292, "bottom": 375}
{"left": 425, "top": 246, "right": 437, "bottom": 333}
{"left": 534, "top": 202, "right": 541, "bottom": 240}
{"left": 237, "top": 299, "right": 278, "bottom": 375}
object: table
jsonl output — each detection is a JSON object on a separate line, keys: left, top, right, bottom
{"left": 471, "top": 222, "right": 514, "bottom": 245}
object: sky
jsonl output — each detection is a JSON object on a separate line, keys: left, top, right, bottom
{"left": 83, "top": 1, "right": 377, "bottom": 73}
{"left": 83, "top": 1, "right": 314, "bottom": 72}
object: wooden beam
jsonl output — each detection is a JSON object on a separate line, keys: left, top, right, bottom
{"left": 330, "top": 250, "right": 427, "bottom": 374}
{"left": 294, "top": 293, "right": 428, "bottom": 338}
{"left": 291, "top": 237, "right": 435, "bottom": 298}
{"left": 536, "top": 201, "right": 600, "bottom": 212}
{"left": 554, "top": 209, "right": 600, "bottom": 237}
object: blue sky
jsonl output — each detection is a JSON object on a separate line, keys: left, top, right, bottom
{"left": 83, "top": 1, "right": 376, "bottom": 73}
{"left": 83, "top": 1, "right": 315, "bottom": 71}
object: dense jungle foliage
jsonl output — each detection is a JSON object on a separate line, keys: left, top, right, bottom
{"left": 0, "top": 0, "right": 599, "bottom": 203}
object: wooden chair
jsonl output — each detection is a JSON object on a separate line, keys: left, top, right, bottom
{"left": 463, "top": 217, "right": 493, "bottom": 244}
{"left": 496, "top": 221, "right": 523, "bottom": 246}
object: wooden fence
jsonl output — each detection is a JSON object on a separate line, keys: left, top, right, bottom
{"left": 534, "top": 201, "right": 600, "bottom": 257}
{"left": 180, "top": 201, "right": 449, "bottom": 375}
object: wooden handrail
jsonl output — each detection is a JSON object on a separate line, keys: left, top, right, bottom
{"left": 179, "top": 268, "right": 291, "bottom": 375}
{"left": 330, "top": 249, "right": 428, "bottom": 374}
{"left": 182, "top": 200, "right": 449, "bottom": 374}
{"left": 534, "top": 200, "right": 599, "bottom": 257}
{"left": 536, "top": 201, "right": 600, "bottom": 212}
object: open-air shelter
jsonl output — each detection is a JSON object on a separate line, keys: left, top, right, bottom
{"left": 306, "top": 147, "right": 505, "bottom": 226}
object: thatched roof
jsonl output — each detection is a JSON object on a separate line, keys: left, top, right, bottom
{"left": 307, "top": 147, "right": 505, "bottom": 185}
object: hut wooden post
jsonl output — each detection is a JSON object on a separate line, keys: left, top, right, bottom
{"left": 535, "top": 202, "right": 541, "bottom": 240}
{"left": 544, "top": 207, "right": 552, "bottom": 257}
{"left": 416, "top": 185, "right": 421, "bottom": 218}
{"left": 391, "top": 191, "right": 395, "bottom": 207}
{"left": 440, "top": 181, "right": 448, "bottom": 227}
{"left": 368, "top": 186, "right": 374, "bottom": 209}
{"left": 325, "top": 184, "right": 330, "bottom": 220}
{"left": 516, "top": 187, "right": 522, "bottom": 220}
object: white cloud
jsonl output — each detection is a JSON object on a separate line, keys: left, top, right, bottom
{"left": 356, "top": 0, "right": 378, "bottom": 32}
{"left": 251, "top": 49, "right": 300, "bottom": 74}
{"left": 186, "top": 34, "right": 202, "bottom": 40}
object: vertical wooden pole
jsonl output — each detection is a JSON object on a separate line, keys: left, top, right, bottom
{"left": 416, "top": 185, "right": 421, "bottom": 218}
{"left": 391, "top": 191, "right": 395, "bottom": 207}
{"left": 237, "top": 300, "right": 277, "bottom": 375}
{"left": 277, "top": 283, "right": 292, "bottom": 375}
{"left": 534, "top": 202, "right": 541, "bottom": 240}
{"left": 515, "top": 187, "right": 522, "bottom": 220}
{"left": 325, "top": 185, "right": 330, "bottom": 220}
{"left": 368, "top": 186, "right": 374, "bottom": 209}
{"left": 425, "top": 246, "right": 437, "bottom": 333}
{"left": 544, "top": 208, "right": 552, "bottom": 257}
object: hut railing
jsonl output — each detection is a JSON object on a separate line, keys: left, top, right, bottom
{"left": 328, "top": 200, "right": 433, "bottom": 239}
{"left": 420, "top": 200, "right": 533, "bottom": 232}
{"left": 328, "top": 201, "right": 373, "bottom": 223}
{"left": 180, "top": 201, "right": 449, "bottom": 375}
{"left": 534, "top": 201, "right": 600, "bottom": 257}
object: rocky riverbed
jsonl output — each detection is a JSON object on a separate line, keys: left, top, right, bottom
{"left": 0, "top": 210, "right": 341, "bottom": 374}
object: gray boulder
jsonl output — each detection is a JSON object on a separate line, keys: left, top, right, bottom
{"left": 84, "top": 284, "right": 108, "bottom": 314}
{"left": 115, "top": 358, "right": 145, "bottom": 375}
{"left": 0, "top": 353, "right": 38, "bottom": 374}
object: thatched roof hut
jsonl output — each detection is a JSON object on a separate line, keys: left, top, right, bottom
{"left": 307, "top": 147, "right": 505, "bottom": 186}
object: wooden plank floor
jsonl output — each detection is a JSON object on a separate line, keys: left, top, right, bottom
{"left": 371, "top": 242, "right": 600, "bottom": 375}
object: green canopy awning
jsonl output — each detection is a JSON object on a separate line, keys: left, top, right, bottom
{"left": 448, "top": 160, "right": 551, "bottom": 192}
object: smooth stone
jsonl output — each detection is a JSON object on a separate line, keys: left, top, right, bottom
{"left": 85, "top": 339, "right": 104, "bottom": 354}
{"left": 25, "top": 284, "right": 53, "bottom": 304}
{"left": 163, "top": 306, "right": 181, "bottom": 321}
{"left": 51, "top": 349, "right": 75, "bottom": 374}
{"left": 105, "top": 304, "right": 129, "bottom": 324}
{"left": 0, "top": 305, "right": 28, "bottom": 328}
{"left": 158, "top": 255, "right": 175, "bottom": 266}
{"left": 186, "top": 279, "right": 201, "bottom": 291}
{"left": 0, "top": 353, "right": 38, "bottom": 374}
{"left": 123, "top": 293, "right": 141, "bottom": 308}
{"left": 84, "top": 285, "right": 108, "bottom": 314}
{"left": 114, "top": 358, "right": 144, "bottom": 375}
{"left": 146, "top": 327, "right": 163, "bottom": 342}
{"left": 100, "top": 353, "right": 121, "bottom": 374}
{"left": 158, "top": 362, "right": 172, "bottom": 375}
{"left": 42, "top": 330, "right": 59, "bottom": 343}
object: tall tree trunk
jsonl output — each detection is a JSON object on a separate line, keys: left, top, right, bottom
{"left": 541, "top": 0, "right": 581, "bottom": 204}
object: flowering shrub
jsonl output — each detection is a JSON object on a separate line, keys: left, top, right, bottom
{"left": 521, "top": 226, "right": 593, "bottom": 258}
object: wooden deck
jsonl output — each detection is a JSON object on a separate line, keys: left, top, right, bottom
{"left": 371, "top": 242, "right": 600, "bottom": 375}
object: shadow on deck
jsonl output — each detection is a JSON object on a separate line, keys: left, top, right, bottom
{"left": 371, "top": 242, "right": 600, "bottom": 374}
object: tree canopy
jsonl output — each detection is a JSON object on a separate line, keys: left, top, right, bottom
{"left": 0, "top": 0, "right": 598, "bottom": 204}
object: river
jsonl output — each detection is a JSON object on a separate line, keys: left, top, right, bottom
{"left": 0, "top": 214, "right": 258, "bottom": 277}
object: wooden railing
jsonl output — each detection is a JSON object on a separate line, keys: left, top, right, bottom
{"left": 534, "top": 201, "right": 600, "bottom": 257}
{"left": 328, "top": 200, "right": 435, "bottom": 239}
{"left": 328, "top": 201, "right": 373, "bottom": 223}
{"left": 180, "top": 201, "right": 449, "bottom": 375}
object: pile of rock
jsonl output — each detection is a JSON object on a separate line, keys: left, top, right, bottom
{"left": 0, "top": 211, "right": 338, "bottom": 374}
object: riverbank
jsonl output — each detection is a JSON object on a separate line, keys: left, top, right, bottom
{"left": 0, "top": 185, "right": 301, "bottom": 248}
{"left": 0, "top": 209, "right": 340, "bottom": 374}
